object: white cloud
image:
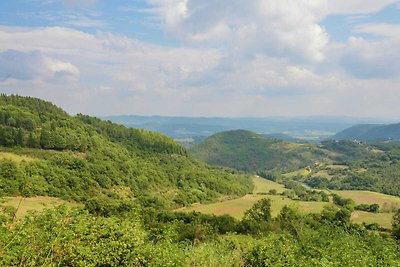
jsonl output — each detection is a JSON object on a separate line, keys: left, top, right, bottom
{"left": 338, "top": 23, "right": 400, "bottom": 79}
{"left": 65, "top": 16, "right": 108, "bottom": 28}
{"left": 1, "top": 0, "right": 400, "bottom": 118}
{"left": 0, "top": 50, "right": 80, "bottom": 82}
{"left": 326, "top": 1, "right": 398, "bottom": 15}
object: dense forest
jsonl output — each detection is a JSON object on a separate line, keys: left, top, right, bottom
{"left": 0, "top": 95, "right": 252, "bottom": 209}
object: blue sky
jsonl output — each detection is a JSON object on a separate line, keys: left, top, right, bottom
{"left": 0, "top": 0, "right": 400, "bottom": 118}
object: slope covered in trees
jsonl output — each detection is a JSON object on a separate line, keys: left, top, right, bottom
{"left": 189, "top": 130, "right": 375, "bottom": 172}
{"left": 0, "top": 94, "right": 252, "bottom": 209}
{"left": 305, "top": 142, "right": 400, "bottom": 197}
{"left": 332, "top": 123, "right": 400, "bottom": 141}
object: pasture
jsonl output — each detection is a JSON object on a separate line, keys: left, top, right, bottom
{"left": 181, "top": 177, "right": 399, "bottom": 228}
{"left": 183, "top": 194, "right": 328, "bottom": 219}
{"left": 181, "top": 177, "right": 328, "bottom": 219}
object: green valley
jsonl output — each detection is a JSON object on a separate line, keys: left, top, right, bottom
{"left": 1, "top": 95, "right": 400, "bottom": 266}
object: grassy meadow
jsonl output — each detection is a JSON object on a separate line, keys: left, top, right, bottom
{"left": 180, "top": 176, "right": 400, "bottom": 228}
{"left": 180, "top": 177, "right": 328, "bottom": 219}
{"left": 333, "top": 190, "right": 400, "bottom": 212}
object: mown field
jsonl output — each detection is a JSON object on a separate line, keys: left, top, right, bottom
{"left": 180, "top": 177, "right": 400, "bottom": 228}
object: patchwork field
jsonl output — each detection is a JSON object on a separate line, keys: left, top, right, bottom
{"left": 182, "top": 194, "right": 328, "bottom": 219}
{"left": 180, "top": 177, "right": 328, "bottom": 219}
{"left": 179, "top": 177, "right": 399, "bottom": 228}
{"left": 0, "top": 196, "right": 82, "bottom": 218}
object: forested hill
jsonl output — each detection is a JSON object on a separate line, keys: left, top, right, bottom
{"left": 189, "top": 130, "right": 379, "bottom": 172}
{"left": 0, "top": 94, "right": 252, "bottom": 210}
{"left": 190, "top": 130, "right": 331, "bottom": 172}
{"left": 332, "top": 123, "right": 400, "bottom": 141}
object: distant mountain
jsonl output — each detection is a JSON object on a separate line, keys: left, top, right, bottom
{"left": 332, "top": 123, "right": 400, "bottom": 141}
{"left": 104, "top": 115, "right": 388, "bottom": 141}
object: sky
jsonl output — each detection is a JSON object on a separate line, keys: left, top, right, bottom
{"left": 0, "top": 0, "right": 400, "bottom": 118}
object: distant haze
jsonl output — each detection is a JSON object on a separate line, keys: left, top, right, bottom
{"left": 104, "top": 115, "right": 394, "bottom": 141}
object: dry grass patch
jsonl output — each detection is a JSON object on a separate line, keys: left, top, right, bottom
{"left": 351, "top": 211, "right": 393, "bottom": 229}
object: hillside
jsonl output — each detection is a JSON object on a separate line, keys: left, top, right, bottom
{"left": 332, "top": 123, "right": 400, "bottom": 141}
{"left": 189, "top": 130, "right": 340, "bottom": 172}
{"left": 0, "top": 95, "right": 252, "bottom": 210}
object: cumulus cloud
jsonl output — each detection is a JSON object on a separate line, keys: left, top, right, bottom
{"left": 338, "top": 23, "right": 400, "bottom": 79}
{"left": 146, "top": 0, "right": 398, "bottom": 64}
{"left": 0, "top": 49, "right": 80, "bottom": 82}
{"left": 0, "top": 0, "right": 399, "bottom": 118}
{"left": 147, "top": 0, "right": 329, "bottom": 63}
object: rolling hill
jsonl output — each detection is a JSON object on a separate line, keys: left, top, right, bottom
{"left": 189, "top": 129, "right": 382, "bottom": 173}
{"left": 0, "top": 95, "right": 252, "bottom": 210}
{"left": 332, "top": 123, "right": 400, "bottom": 141}
{"left": 189, "top": 130, "right": 338, "bottom": 172}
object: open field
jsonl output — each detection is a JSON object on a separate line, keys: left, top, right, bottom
{"left": 332, "top": 190, "right": 400, "bottom": 212}
{"left": 180, "top": 176, "right": 328, "bottom": 219}
{"left": 0, "top": 196, "right": 82, "bottom": 218}
{"left": 180, "top": 177, "right": 398, "bottom": 228}
{"left": 253, "top": 176, "right": 285, "bottom": 194}
{"left": 182, "top": 194, "right": 328, "bottom": 219}
{"left": 351, "top": 211, "right": 393, "bottom": 229}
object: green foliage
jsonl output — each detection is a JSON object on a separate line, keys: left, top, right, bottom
{"left": 190, "top": 130, "right": 379, "bottom": 173}
{"left": 393, "top": 209, "right": 400, "bottom": 240}
{"left": 332, "top": 194, "right": 355, "bottom": 209}
{"left": 1, "top": 203, "right": 400, "bottom": 266}
{"left": 243, "top": 198, "right": 272, "bottom": 223}
{"left": 321, "top": 140, "right": 375, "bottom": 160}
{"left": 0, "top": 95, "right": 253, "bottom": 208}
{"left": 190, "top": 130, "right": 333, "bottom": 172}
{"left": 355, "top": 203, "right": 380, "bottom": 213}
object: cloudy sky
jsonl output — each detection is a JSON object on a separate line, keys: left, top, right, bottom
{"left": 0, "top": 0, "right": 400, "bottom": 118}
